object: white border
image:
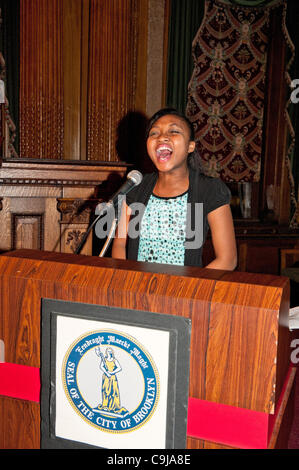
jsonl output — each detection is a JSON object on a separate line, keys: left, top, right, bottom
{"left": 55, "top": 314, "right": 170, "bottom": 449}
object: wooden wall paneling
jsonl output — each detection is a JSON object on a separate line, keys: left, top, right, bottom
{"left": 6, "top": 193, "right": 45, "bottom": 252}
{"left": 19, "top": 0, "right": 149, "bottom": 161}
{"left": 240, "top": 237, "right": 299, "bottom": 275}
{"left": 146, "top": 0, "right": 168, "bottom": 116}
{"left": 87, "top": 0, "right": 138, "bottom": 161}
{"left": 62, "top": 0, "right": 84, "bottom": 160}
{"left": 43, "top": 197, "right": 62, "bottom": 252}
{"left": 203, "top": 233, "right": 299, "bottom": 275}
{"left": 12, "top": 214, "right": 44, "bottom": 251}
{"left": 0, "top": 185, "right": 62, "bottom": 253}
{"left": 0, "top": 99, "right": 4, "bottom": 159}
{"left": 61, "top": 0, "right": 91, "bottom": 160}
{"left": 0, "top": 160, "right": 127, "bottom": 186}
{"left": 262, "top": 9, "right": 289, "bottom": 224}
{"left": 18, "top": 0, "right": 157, "bottom": 162}
{"left": 280, "top": 245, "right": 299, "bottom": 272}
{"left": 19, "top": 0, "right": 64, "bottom": 159}
{"left": 57, "top": 197, "right": 99, "bottom": 254}
{"left": 0, "top": 160, "right": 128, "bottom": 253}
{"left": 161, "top": 0, "right": 170, "bottom": 107}
{"left": 0, "top": 196, "right": 11, "bottom": 251}
{"left": 80, "top": 0, "right": 90, "bottom": 160}
{"left": 135, "top": 0, "right": 149, "bottom": 112}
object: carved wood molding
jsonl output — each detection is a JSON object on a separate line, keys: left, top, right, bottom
{"left": 0, "top": 160, "right": 128, "bottom": 254}
{"left": 57, "top": 198, "right": 98, "bottom": 254}
{"left": 0, "top": 160, "right": 129, "bottom": 188}
{"left": 0, "top": 177, "right": 105, "bottom": 187}
{"left": 57, "top": 198, "right": 100, "bottom": 224}
{"left": 65, "top": 229, "right": 86, "bottom": 253}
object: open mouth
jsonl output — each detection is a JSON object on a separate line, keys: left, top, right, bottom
{"left": 156, "top": 145, "right": 173, "bottom": 162}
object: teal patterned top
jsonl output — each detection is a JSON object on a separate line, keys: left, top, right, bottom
{"left": 137, "top": 191, "right": 188, "bottom": 266}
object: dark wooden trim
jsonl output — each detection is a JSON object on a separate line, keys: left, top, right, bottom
{"left": 262, "top": 7, "right": 289, "bottom": 224}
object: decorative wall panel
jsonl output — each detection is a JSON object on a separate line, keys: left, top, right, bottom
{"left": 0, "top": 160, "right": 128, "bottom": 254}
{"left": 19, "top": 0, "right": 64, "bottom": 159}
{"left": 12, "top": 214, "right": 44, "bottom": 251}
{"left": 87, "top": 0, "right": 138, "bottom": 161}
{"left": 18, "top": 0, "right": 142, "bottom": 162}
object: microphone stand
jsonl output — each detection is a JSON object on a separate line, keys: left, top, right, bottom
{"left": 98, "top": 217, "right": 118, "bottom": 257}
{"left": 75, "top": 169, "right": 142, "bottom": 256}
{"left": 75, "top": 202, "right": 116, "bottom": 256}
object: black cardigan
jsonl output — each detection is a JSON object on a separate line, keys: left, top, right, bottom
{"left": 125, "top": 168, "right": 231, "bottom": 268}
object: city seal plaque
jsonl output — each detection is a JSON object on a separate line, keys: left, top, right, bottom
{"left": 62, "top": 329, "right": 160, "bottom": 433}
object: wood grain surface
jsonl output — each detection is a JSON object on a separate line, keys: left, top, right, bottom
{"left": 0, "top": 249, "right": 291, "bottom": 448}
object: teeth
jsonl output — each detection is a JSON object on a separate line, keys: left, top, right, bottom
{"left": 156, "top": 145, "right": 172, "bottom": 155}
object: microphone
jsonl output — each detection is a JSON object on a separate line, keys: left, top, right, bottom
{"left": 99, "top": 170, "right": 143, "bottom": 209}
{"left": 75, "top": 170, "right": 142, "bottom": 255}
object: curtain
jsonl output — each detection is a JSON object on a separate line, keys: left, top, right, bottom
{"left": 186, "top": 0, "right": 280, "bottom": 183}
{"left": 166, "top": 0, "right": 298, "bottom": 226}
{"left": 166, "top": 0, "right": 205, "bottom": 112}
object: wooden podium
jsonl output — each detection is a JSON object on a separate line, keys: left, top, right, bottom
{"left": 0, "top": 249, "right": 296, "bottom": 449}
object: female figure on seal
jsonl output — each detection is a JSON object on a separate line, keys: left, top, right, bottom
{"left": 97, "top": 347, "right": 127, "bottom": 415}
